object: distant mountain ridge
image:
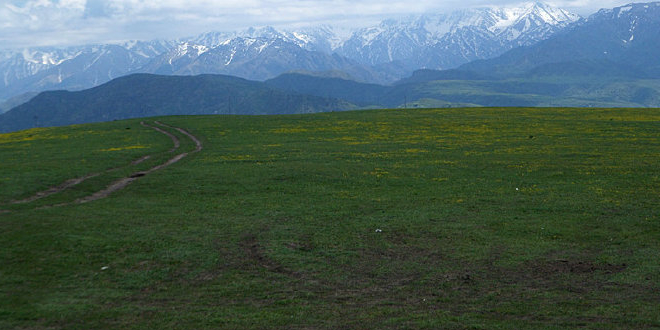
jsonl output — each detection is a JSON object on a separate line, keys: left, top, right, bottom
{"left": 3, "top": 0, "right": 660, "bottom": 128}
{"left": 461, "top": 2, "right": 660, "bottom": 77}
{"left": 0, "top": 1, "right": 580, "bottom": 101}
{"left": 337, "top": 2, "right": 580, "bottom": 70}
{"left": 0, "top": 41, "right": 175, "bottom": 101}
{"left": 0, "top": 74, "right": 354, "bottom": 133}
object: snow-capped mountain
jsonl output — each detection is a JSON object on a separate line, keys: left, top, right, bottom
{"left": 337, "top": 2, "right": 580, "bottom": 69}
{"left": 136, "top": 2, "right": 580, "bottom": 82}
{"left": 137, "top": 33, "right": 392, "bottom": 83}
{"left": 1, "top": 48, "right": 81, "bottom": 88}
{"left": 0, "top": 40, "right": 174, "bottom": 100}
{"left": 0, "top": 1, "right": 580, "bottom": 102}
{"left": 460, "top": 2, "right": 660, "bottom": 78}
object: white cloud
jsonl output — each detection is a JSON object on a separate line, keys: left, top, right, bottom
{"left": 0, "top": 0, "right": 633, "bottom": 49}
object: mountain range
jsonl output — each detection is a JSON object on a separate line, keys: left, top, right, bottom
{"left": 0, "top": 74, "right": 353, "bottom": 132}
{"left": 2, "top": 2, "right": 660, "bottom": 133}
{"left": 461, "top": 2, "right": 660, "bottom": 77}
{"left": 0, "top": 1, "right": 580, "bottom": 102}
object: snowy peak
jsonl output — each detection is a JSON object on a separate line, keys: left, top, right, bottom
{"left": 0, "top": 1, "right": 586, "bottom": 100}
{"left": 587, "top": 2, "right": 660, "bottom": 46}
{"left": 489, "top": 2, "right": 579, "bottom": 33}
{"left": 591, "top": 1, "right": 660, "bottom": 22}
{"left": 174, "top": 42, "right": 209, "bottom": 58}
{"left": 488, "top": 2, "right": 580, "bottom": 43}
{"left": 337, "top": 1, "right": 580, "bottom": 68}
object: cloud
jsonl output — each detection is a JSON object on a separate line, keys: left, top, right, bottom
{"left": 0, "top": 0, "right": 634, "bottom": 49}
{"left": 83, "top": 0, "right": 110, "bottom": 18}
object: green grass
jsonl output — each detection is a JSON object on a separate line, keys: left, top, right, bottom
{"left": 408, "top": 78, "right": 660, "bottom": 108}
{"left": 1, "top": 108, "right": 659, "bottom": 329}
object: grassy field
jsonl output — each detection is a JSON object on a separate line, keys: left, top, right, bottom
{"left": 1, "top": 108, "right": 659, "bottom": 329}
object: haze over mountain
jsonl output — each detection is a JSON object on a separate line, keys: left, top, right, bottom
{"left": 2, "top": 2, "right": 660, "bottom": 133}
{"left": 461, "top": 2, "right": 660, "bottom": 77}
{"left": 0, "top": 2, "right": 580, "bottom": 102}
{"left": 336, "top": 2, "right": 579, "bottom": 69}
{"left": 0, "top": 74, "right": 353, "bottom": 133}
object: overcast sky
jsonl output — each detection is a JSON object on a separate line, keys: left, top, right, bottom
{"left": 0, "top": 0, "right": 633, "bottom": 49}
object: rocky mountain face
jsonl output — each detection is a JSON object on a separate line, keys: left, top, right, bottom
{"left": 0, "top": 2, "right": 581, "bottom": 101}
{"left": 337, "top": 2, "right": 580, "bottom": 70}
{"left": 0, "top": 41, "right": 174, "bottom": 100}
{"left": 461, "top": 2, "right": 660, "bottom": 77}
{"left": 5, "top": 2, "right": 660, "bottom": 132}
{"left": 135, "top": 32, "right": 391, "bottom": 83}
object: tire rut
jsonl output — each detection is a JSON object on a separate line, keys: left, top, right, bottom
{"left": 8, "top": 122, "right": 169, "bottom": 205}
{"left": 2, "top": 120, "right": 202, "bottom": 211}
{"left": 12, "top": 173, "right": 101, "bottom": 204}
{"left": 75, "top": 121, "right": 202, "bottom": 204}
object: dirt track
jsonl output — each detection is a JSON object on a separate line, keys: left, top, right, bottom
{"left": 5, "top": 120, "right": 202, "bottom": 209}
{"left": 75, "top": 121, "right": 202, "bottom": 204}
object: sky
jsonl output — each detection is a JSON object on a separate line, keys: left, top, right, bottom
{"left": 0, "top": 0, "right": 634, "bottom": 49}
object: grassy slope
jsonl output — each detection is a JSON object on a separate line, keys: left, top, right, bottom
{"left": 1, "top": 108, "right": 659, "bottom": 329}
{"left": 402, "top": 78, "right": 660, "bottom": 108}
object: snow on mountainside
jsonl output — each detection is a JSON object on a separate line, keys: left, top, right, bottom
{"left": 188, "top": 25, "right": 346, "bottom": 54}
{"left": 1, "top": 48, "right": 80, "bottom": 88}
{"left": 337, "top": 1, "right": 580, "bottom": 69}
{"left": 0, "top": 1, "right": 579, "bottom": 101}
{"left": 459, "top": 2, "right": 660, "bottom": 77}
{"left": 138, "top": 34, "right": 392, "bottom": 84}
{"left": 139, "top": 1, "right": 580, "bottom": 81}
{"left": 0, "top": 41, "right": 174, "bottom": 100}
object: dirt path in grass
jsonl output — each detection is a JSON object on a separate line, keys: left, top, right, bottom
{"left": 74, "top": 121, "right": 202, "bottom": 204}
{"left": 12, "top": 173, "right": 102, "bottom": 204}
{"left": 10, "top": 121, "right": 177, "bottom": 205}
{"left": 155, "top": 121, "right": 202, "bottom": 152}
{"left": 5, "top": 121, "right": 202, "bottom": 209}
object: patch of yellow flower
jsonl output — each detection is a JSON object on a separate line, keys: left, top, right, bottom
{"left": 368, "top": 168, "right": 389, "bottom": 178}
{"left": 404, "top": 148, "right": 428, "bottom": 153}
{"left": 271, "top": 127, "right": 309, "bottom": 134}
{"left": 219, "top": 154, "right": 253, "bottom": 161}
{"left": 99, "top": 145, "right": 148, "bottom": 152}
{"left": 349, "top": 152, "right": 396, "bottom": 159}
{"left": 427, "top": 160, "right": 457, "bottom": 165}
{"left": 0, "top": 128, "right": 69, "bottom": 144}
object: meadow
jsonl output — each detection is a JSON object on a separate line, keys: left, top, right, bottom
{"left": 1, "top": 108, "right": 659, "bottom": 329}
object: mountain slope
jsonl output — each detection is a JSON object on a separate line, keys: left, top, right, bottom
{"left": 267, "top": 69, "right": 660, "bottom": 109}
{"left": 265, "top": 73, "right": 390, "bottom": 107}
{"left": 461, "top": 2, "right": 660, "bottom": 77}
{"left": 337, "top": 2, "right": 580, "bottom": 70}
{"left": 138, "top": 37, "right": 391, "bottom": 83}
{"left": 0, "top": 41, "right": 174, "bottom": 100}
{"left": 0, "top": 2, "right": 580, "bottom": 101}
{"left": 0, "top": 74, "right": 353, "bottom": 133}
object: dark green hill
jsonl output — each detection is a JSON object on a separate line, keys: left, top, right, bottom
{"left": 524, "top": 59, "right": 649, "bottom": 78}
{"left": 265, "top": 73, "right": 390, "bottom": 107}
{"left": 0, "top": 92, "right": 38, "bottom": 114}
{"left": 0, "top": 74, "right": 354, "bottom": 132}
{"left": 393, "top": 69, "right": 491, "bottom": 85}
{"left": 267, "top": 71, "right": 660, "bottom": 109}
